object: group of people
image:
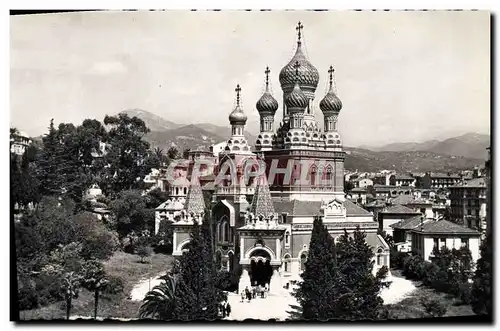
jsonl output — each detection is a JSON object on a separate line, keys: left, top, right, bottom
{"left": 219, "top": 301, "right": 231, "bottom": 318}
{"left": 241, "top": 283, "right": 269, "bottom": 302}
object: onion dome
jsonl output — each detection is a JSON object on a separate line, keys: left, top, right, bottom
{"left": 279, "top": 22, "right": 319, "bottom": 93}
{"left": 229, "top": 84, "right": 248, "bottom": 125}
{"left": 284, "top": 62, "right": 308, "bottom": 110}
{"left": 320, "top": 66, "right": 343, "bottom": 114}
{"left": 256, "top": 67, "right": 279, "bottom": 114}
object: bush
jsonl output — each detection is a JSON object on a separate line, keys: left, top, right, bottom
{"left": 102, "top": 275, "right": 125, "bottom": 298}
{"left": 457, "top": 282, "right": 472, "bottom": 305}
{"left": 421, "top": 298, "right": 448, "bottom": 317}
{"left": 137, "top": 245, "right": 152, "bottom": 263}
{"left": 390, "top": 251, "right": 410, "bottom": 270}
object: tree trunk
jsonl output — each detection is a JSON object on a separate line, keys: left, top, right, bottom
{"left": 66, "top": 297, "right": 71, "bottom": 320}
{"left": 94, "top": 290, "right": 99, "bottom": 319}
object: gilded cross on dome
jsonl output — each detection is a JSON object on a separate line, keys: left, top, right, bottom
{"left": 264, "top": 66, "right": 270, "bottom": 88}
{"left": 296, "top": 21, "right": 303, "bottom": 43}
{"left": 235, "top": 84, "right": 241, "bottom": 106}
{"left": 328, "top": 65, "right": 335, "bottom": 88}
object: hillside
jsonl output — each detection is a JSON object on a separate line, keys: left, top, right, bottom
{"left": 145, "top": 124, "right": 226, "bottom": 152}
{"left": 367, "top": 132, "right": 489, "bottom": 160}
{"left": 119, "top": 109, "right": 183, "bottom": 131}
{"left": 344, "top": 147, "right": 483, "bottom": 173}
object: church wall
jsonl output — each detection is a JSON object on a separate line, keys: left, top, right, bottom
{"left": 176, "top": 231, "right": 190, "bottom": 248}
{"left": 291, "top": 232, "right": 311, "bottom": 258}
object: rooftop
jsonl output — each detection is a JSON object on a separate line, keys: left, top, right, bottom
{"left": 273, "top": 199, "right": 372, "bottom": 217}
{"left": 412, "top": 219, "right": 481, "bottom": 235}
{"left": 449, "top": 177, "right": 486, "bottom": 189}
{"left": 382, "top": 204, "right": 420, "bottom": 215}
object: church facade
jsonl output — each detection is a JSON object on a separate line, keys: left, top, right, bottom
{"left": 171, "top": 22, "right": 390, "bottom": 295}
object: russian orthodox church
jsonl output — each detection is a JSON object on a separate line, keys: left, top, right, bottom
{"left": 171, "top": 22, "right": 390, "bottom": 295}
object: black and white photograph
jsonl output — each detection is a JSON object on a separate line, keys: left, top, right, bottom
{"left": 9, "top": 9, "right": 492, "bottom": 323}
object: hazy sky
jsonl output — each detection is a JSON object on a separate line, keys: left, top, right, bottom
{"left": 10, "top": 10, "right": 490, "bottom": 146}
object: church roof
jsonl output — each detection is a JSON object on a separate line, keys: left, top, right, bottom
{"left": 184, "top": 181, "right": 205, "bottom": 215}
{"left": 272, "top": 199, "right": 372, "bottom": 217}
{"left": 250, "top": 176, "right": 275, "bottom": 217}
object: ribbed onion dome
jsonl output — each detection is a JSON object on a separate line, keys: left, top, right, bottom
{"left": 320, "top": 86, "right": 343, "bottom": 114}
{"left": 229, "top": 105, "right": 247, "bottom": 125}
{"left": 285, "top": 82, "right": 308, "bottom": 110}
{"left": 279, "top": 43, "right": 320, "bottom": 93}
{"left": 256, "top": 90, "right": 279, "bottom": 114}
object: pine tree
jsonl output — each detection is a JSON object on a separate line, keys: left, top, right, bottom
{"left": 331, "top": 227, "right": 390, "bottom": 320}
{"left": 471, "top": 233, "right": 492, "bottom": 316}
{"left": 171, "top": 218, "right": 226, "bottom": 321}
{"left": 293, "top": 216, "right": 336, "bottom": 321}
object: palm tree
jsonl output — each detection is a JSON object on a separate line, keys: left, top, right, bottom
{"left": 61, "top": 272, "right": 82, "bottom": 320}
{"left": 154, "top": 147, "right": 165, "bottom": 164}
{"left": 167, "top": 146, "right": 179, "bottom": 160}
{"left": 81, "top": 260, "right": 109, "bottom": 320}
{"left": 139, "top": 274, "right": 178, "bottom": 320}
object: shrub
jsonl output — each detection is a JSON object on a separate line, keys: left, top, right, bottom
{"left": 421, "top": 298, "right": 448, "bottom": 317}
{"left": 215, "top": 271, "right": 234, "bottom": 291}
{"left": 137, "top": 245, "right": 152, "bottom": 263}
{"left": 391, "top": 251, "right": 410, "bottom": 270}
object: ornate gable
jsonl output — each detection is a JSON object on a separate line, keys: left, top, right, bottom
{"left": 321, "top": 198, "right": 347, "bottom": 220}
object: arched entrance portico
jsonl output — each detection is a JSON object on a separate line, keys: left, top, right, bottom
{"left": 249, "top": 249, "right": 273, "bottom": 286}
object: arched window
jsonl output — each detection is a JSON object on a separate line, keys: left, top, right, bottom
{"left": 377, "top": 248, "right": 384, "bottom": 266}
{"left": 285, "top": 232, "right": 290, "bottom": 246}
{"left": 221, "top": 221, "right": 226, "bottom": 242}
{"left": 325, "top": 166, "right": 332, "bottom": 181}
{"left": 227, "top": 251, "right": 234, "bottom": 272}
{"left": 217, "top": 222, "right": 222, "bottom": 242}
{"left": 224, "top": 222, "right": 230, "bottom": 242}
{"left": 184, "top": 187, "right": 187, "bottom": 195}
{"left": 176, "top": 187, "right": 179, "bottom": 195}
{"left": 300, "top": 253, "right": 307, "bottom": 272}
{"left": 310, "top": 166, "right": 317, "bottom": 187}
{"left": 283, "top": 254, "right": 291, "bottom": 273}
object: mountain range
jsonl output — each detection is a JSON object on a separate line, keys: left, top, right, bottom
{"left": 360, "top": 132, "right": 490, "bottom": 160}
{"left": 117, "top": 109, "right": 486, "bottom": 173}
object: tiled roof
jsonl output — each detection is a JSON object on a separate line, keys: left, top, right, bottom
{"left": 351, "top": 187, "right": 368, "bottom": 193}
{"left": 344, "top": 199, "right": 373, "bottom": 216}
{"left": 382, "top": 204, "right": 420, "bottom": 215}
{"left": 390, "top": 215, "right": 425, "bottom": 230}
{"left": 272, "top": 199, "right": 372, "bottom": 217}
{"left": 414, "top": 219, "right": 481, "bottom": 235}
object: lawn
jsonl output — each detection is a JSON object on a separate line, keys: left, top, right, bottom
{"left": 19, "top": 251, "right": 174, "bottom": 321}
{"left": 384, "top": 269, "right": 474, "bottom": 319}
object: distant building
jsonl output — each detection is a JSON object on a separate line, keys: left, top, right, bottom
{"left": 390, "top": 195, "right": 434, "bottom": 219}
{"left": 369, "top": 184, "right": 412, "bottom": 199}
{"left": 10, "top": 131, "right": 32, "bottom": 156}
{"left": 449, "top": 177, "right": 487, "bottom": 233}
{"left": 410, "top": 219, "right": 481, "bottom": 263}
{"left": 378, "top": 205, "right": 421, "bottom": 236}
{"left": 348, "top": 187, "right": 368, "bottom": 204}
{"left": 422, "top": 172, "right": 461, "bottom": 189}
{"left": 389, "top": 174, "right": 416, "bottom": 187}
{"left": 155, "top": 198, "right": 185, "bottom": 234}
{"left": 485, "top": 147, "right": 491, "bottom": 237}
{"left": 373, "top": 174, "right": 391, "bottom": 186}
{"left": 358, "top": 178, "right": 373, "bottom": 188}
{"left": 391, "top": 215, "right": 430, "bottom": 252}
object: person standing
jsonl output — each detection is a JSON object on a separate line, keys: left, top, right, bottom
{"left": 226, "top": 302, "right": 232, "bottom": 317}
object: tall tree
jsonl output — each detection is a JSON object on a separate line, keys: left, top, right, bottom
{"left": 471, "top": 234, "right": 492, "bottom": 316}
{"left": 109, "top": 190, "right": 153, "bottom": 238}
{"left": 172, "top": 219, "right": 226, "bottom": 321}
{"left": 331, "top": 227, "right": 390, "bottom": 320}
{"left": 103, "top": 113, "right": 151, "bottom": 195}
{"left": 293, "top": 216, "right": 337, "bottom": 321}
{"left": 36, "top": 119, "right": 65, "bottom": 197}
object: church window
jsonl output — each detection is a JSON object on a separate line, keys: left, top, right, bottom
{"left": 224, "top": 222, "right": 230, "bottom": 242}
{"left": 300, "top": 253, "right": 307, "bottom": 271}
{"left": 283, "top": 254, "right": 291, "bottom": 273}
{"left": 282, "top": 213, "right": 288, "bottom": 224}
{"left": 285, "top": 232, "right": 290, "bottom": 246}
{"left": 377, "top": 254, "right": 383, "bottom": 266}
{"left": 176, "top": 187, "right": 179, "bottom": 195}
{"left": 184, "top": 187, "right": 187, "bottom": 195}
